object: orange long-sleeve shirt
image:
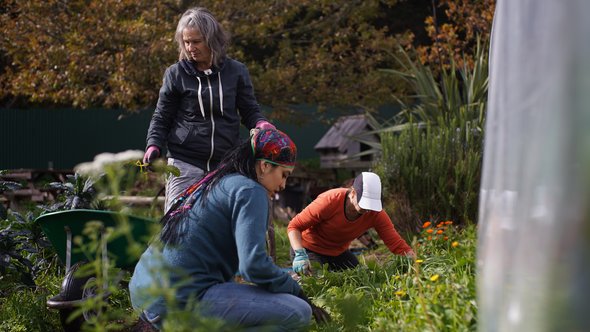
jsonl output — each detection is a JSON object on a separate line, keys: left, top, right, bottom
{"left": 288, "top": 188, "right": 412, "bottom": 256}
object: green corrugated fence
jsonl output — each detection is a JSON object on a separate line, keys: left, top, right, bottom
{"left": 0, "top": 108, "right": 325, "bottom": 170}
{"left": 0, "top": 108, "right": 152, "bottom": 169}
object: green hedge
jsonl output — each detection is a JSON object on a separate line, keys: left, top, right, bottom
{"left": 377, "top": 117, "right": 482, "bottom": 228}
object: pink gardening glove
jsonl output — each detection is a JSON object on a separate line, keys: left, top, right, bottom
{"left": 143, "top": 145, "right": 160, "bottom": 164}
{"left": 255, "top": 120, "right": 276, "bottom": 131}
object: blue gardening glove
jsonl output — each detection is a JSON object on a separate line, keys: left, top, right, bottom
{"left": 292, "top": 248, "right": 312, "bottom": 275}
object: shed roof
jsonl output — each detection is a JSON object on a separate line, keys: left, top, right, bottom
{"left": 314, "top": 114, "right": 374, "bottom": 152}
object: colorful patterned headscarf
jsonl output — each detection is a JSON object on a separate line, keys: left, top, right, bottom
{"left": 251, "top": 129, "right": 297, "bottom": 168}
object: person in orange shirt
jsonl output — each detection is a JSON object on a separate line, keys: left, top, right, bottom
{"left": 287, "top": 172, "right": 415, "bottom": 275}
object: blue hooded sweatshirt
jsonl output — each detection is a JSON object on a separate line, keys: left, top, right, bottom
{"left": 129, "top": 173, "right": 301, "bottom": 316}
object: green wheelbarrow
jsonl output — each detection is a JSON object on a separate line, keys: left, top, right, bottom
{"left": 35, "top": 209, "right": 156, "bottom": 332}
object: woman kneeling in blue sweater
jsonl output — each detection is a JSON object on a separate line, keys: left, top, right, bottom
{"left": 129, "top": 129, "right": 329, "bottom": 331}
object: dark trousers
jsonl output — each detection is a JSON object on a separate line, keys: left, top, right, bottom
{"left": 291, "top": 247, "right": 359, "bottom": 271}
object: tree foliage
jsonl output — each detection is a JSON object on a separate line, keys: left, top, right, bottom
{"left": 413, "top": 0, "right": 495, "bottom": 69}
{"left": 1, "top": 1, "right": 489, "bottom": 119}
{"left": 1, "top": 0, "right": 437, "bottom": 119}
{"left": 0, "top": 0, "right": 178, "bottom": 110}
{"left": 208, "top": 0, "right": 407, "bottom": 119}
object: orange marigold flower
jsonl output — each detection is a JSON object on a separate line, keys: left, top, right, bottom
{"left": 437, "top": 222, "right": 444, "bottom": 228}
{"left": 427, "top": 236, "right": 432, "bottom": 240}
{"left": 444, "top": 221, "right": 453, "bottom": 225}
{"left": 451, "top": 241, "right": 459, "bottom": 248}
{"left": 426, "top": 229, "right": 434, "bottom": 234}
{"left": 443, "top": 236, "right": 449, "bottom": 240}
{"left": 422, "top": 221, "right": 431, "bottom": 228}
{"left": 436, "top": 230, "right": 443, "bottom": 235}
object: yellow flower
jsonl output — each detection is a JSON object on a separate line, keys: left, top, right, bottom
{"left": 416, "top": 259, "right": 424, "bottom": 263}
{"left": 451, "top": 241, "right": 459, "bottom": 248}
{"left": 430, "top": 274, "right": 439, "bottom": 282}
{"left": 135, "top": 160, "right": 149, "bottom": 173}
{"left": 395, "top": 290, "right": 406, "bottom": 296}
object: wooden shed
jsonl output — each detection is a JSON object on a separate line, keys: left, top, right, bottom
{"left": 314, "top": 114, "right": 379, "bottom": 170}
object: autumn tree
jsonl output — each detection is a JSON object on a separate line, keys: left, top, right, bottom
{"left": 0, "top": 0, "right": 179, "bottom": 110}
{"left": 415, "top": 0, "right": 495, "bottom": 69}
{"left": 1, "top": 0, "right": 436, "bottom": 121}
{"left": 206, "top": 0, "right": 407, "bottom": 120}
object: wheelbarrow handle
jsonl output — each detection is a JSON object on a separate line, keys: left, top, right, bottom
{"left": 65, "top": 226, "right": 72, "bottom": 272}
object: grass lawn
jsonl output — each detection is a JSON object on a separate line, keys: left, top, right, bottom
{"left": 276, "top": 221, "right": 478, "bottom": 332}
{"left": 0, "top": 219, "right": 477, "bottom": 331}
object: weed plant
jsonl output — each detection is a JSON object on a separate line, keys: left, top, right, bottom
{"left": 300, "top": 221, "right": 477, "bottom": 332}
{"left": 1, "top": 157, "right": 477, "bottom": 331}
{"left": 0, "top": 211, "right": 477, "bottom": 332}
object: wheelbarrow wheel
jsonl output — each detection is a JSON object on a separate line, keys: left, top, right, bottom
{"left": 59, "top": 261, "right": 98, "bottom": 332}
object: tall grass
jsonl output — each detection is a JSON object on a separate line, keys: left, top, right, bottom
{"left": 301, "top": 222, "right": 477, "bottom": 332}
{"left": 371, "top": 40, "right": 488, "bottom": 227}
{"left": 377, "top": 118, "right": 483, "bottom": 227}
{"left": 0, "top": 205, "right": 478, "bottom": 332}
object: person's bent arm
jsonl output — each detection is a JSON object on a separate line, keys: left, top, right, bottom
{"left": 286, "top": 190, "right": 343, "bottom": 275}
{"left": 287, "top": 214, "right": 313, "bottom": 276}
{"left": 146, "top": 67, "right": 180, "bottom": 150}
{"left": 235, "top": 63, "right": 266, "bottom": 129}
{"left": 288, "top": 229, "right": 312, "bottom": 275}
{"left": 373, "top": 211, "right": 414, "bottom": 257}
{"left": 287, "top": 229, "right": 304, "bottom": 250}
{"left": 405, "top": 249, "right": 417, "bottom": 260}
{"left": 234, "top": 185, "right": 301, "bottom": 295}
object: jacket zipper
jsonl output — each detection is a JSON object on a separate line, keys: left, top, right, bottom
{"left": 206, "top": 76, "right": 215, "bottom": 172}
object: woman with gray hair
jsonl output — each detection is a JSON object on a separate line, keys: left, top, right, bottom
{"left": 143, "top": 7, "right": 275, "bottom": 212}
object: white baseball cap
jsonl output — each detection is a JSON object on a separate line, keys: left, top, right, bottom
{"left": 352, "top": 172, "right": 382, "bottom": 212}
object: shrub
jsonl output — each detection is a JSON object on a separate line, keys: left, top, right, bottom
{"left": 0, "top": 277, "right": 62, "bottom": 331}
{"left": 377, "top": 118, "right": 482, "bottom": 226}
{"left": 373, "top": 39, "right": 488, "bottom": 227}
